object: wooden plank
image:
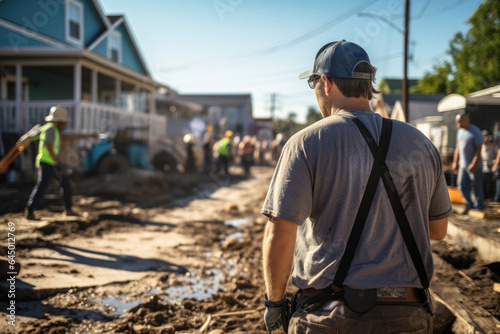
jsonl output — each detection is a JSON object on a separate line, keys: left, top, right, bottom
{"left": 468, "top": 209, "right": 485, "bottom": 219}
{"left": 432, "top": 256, "right": 500, "bottom": 333}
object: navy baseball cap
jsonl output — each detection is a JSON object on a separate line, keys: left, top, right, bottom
{"left": 298, "top": 40, "right": 374, "bottom": 80}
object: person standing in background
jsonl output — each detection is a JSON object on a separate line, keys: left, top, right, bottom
{"left": 217, "top": 130, "right": 233, "bottom": 176}
{"left": 452, "top": 113, "right": 484, "bottom": 214}
{"left": 26, "top": 106, "right": 76, "bottom": 220}
{"left": 481, "top": 130, "right": 497, "bottom": 200}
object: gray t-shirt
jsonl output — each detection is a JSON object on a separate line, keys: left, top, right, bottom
{"left": 261, "top": 110, "right": 452, "bottom": 290}
{"left": 457, "top": 124, "right": 483, "bottom": 168}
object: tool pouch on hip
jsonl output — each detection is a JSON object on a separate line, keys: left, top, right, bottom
{"left": 343, "top": 287, "right": 377, "bottom": 313}
{"left": 423, "top": 288, "right": 434, "bottom": 315}
{"left": 281, "top": 297, "right": 291, "bottom": 334}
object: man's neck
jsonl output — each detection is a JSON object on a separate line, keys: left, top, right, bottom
{"left": 331, "top": 98, "right": 371, "bottom": 115}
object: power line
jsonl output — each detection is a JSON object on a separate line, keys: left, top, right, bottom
{"left": 259, "top": 0, "right": 375, "bottom": 55}
{"left": 156, "top": 0, "right": 378, "bottom": 74}
{"left": 441, "top": 0, "right": 473, "bottom": 13}
{"left": 412, "top": 0, "right": 432, "bottom": 19}
{"left": 357, "top": 13, "right": 403, "bottom": 34}
{"left": 372, "top": 53, "right": 404, "bottom": 63}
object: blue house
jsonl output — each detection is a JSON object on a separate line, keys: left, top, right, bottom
{"left": 0, "top": 0, "right": 165, "bottom": 144}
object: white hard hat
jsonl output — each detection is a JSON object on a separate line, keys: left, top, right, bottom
{"left": 45, "top": 106, "right": 68, "bottom": 122}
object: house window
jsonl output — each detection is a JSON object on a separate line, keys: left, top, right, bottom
{"left": 108, "top": 32, "right": 122, "bottom": 63}
{"left": 2, "top": 76, "right": 29, "bottom": 101}
{"left": 66, "top": 0, "right": 83, "bottom": 45}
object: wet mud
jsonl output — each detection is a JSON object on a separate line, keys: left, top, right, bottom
{"left": 0, "top": 166, "right": 499, "bottom": 333}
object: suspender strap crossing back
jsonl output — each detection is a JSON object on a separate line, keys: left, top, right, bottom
{"left": 333, "top": 115, "right": 429, "bottom": 290}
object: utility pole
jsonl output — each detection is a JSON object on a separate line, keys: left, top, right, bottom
{"left": 403, "top": 0, "right": 410, "bottom": 122}
{"left": 269, "top": 93, "right": 276, "bottom": 120}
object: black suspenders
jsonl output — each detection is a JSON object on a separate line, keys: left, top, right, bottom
{"left": 333, "top": 115, "right": 429, "bottom": 290}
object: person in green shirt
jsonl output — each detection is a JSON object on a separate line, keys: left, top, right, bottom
{"left": 217, "top": 130, "right": 233, "bottom": 176}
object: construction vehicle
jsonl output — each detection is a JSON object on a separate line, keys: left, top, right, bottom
{"left": 78, "top": 127, "right": 186, "bottom": 175}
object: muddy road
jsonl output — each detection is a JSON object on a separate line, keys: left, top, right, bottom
{"left": 0, "top": 166, "right": 499, "bottom": 333}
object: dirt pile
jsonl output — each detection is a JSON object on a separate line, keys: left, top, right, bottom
{"left": 432, "top": 241, "right": 500, "bottom": 323}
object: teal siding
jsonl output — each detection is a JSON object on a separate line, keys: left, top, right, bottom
{"left": 116, "top": 24, "right": 147, "bottom": 75}
{"left": 82, "top": 0, "right": 106, "bottom": 46}
{"left": 0, "top": 0, "right": 106, "bottom": 48}
{"left": 0, "top": 0, "right": 66, "bottom": 44}
{"left": 93, "top": 38, "right": 107, "bottom": 57}
{"left": 24, "top": 67, "right": 73, "bottom": 100}
{"left": 0, "top": 26, "right": 50, "bottom": 49}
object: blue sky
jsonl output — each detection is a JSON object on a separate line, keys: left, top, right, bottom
{"left": 100, "top": 0, "right": 482, "bottom": 122}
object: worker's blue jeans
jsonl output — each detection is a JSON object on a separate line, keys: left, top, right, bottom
{"left": 288, "top": 297, "right": 432, "bottom": 334}
{"left": 27, "top": 162, "right": 72, "bottom": 213}
{"left": 494, "top": 178, "right": 500, "bottom": 202}
{"left": 458, "top": 167, "right": 484, "bottom": 210}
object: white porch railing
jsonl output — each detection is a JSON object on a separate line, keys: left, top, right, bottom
{"left": 79, "top": 101, "right": 167, "bottom": 141}
{"left": 0, "top": 100, "right": 75, "bottom": 134}
{"left": 0, "top": 101, "right": 167, "bottom": 141}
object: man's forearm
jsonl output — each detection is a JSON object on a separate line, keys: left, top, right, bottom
{"left": 469, "top": 146, "right": 482, "bottom": 170}
{"left": 493, "top": 149, "right": 500, "bottom": 171}
{"left": 452, "top": 146, "right": 459, "bottom": 169}
{"left": 262, "top": 218, "right": 297, "bottom": 302}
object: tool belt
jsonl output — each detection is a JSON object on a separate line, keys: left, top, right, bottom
{"left": 303, "top": 285, "right": 423, "bottom": 302}
{"left": 300, "top": 285, "right": 430, "bottom": 314}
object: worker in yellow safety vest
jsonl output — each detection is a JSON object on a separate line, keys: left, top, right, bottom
{"left": 217, "top": 130, "right": 233, "bottom": 176}
{"left": 26, "top": 106, "right": 76, "bottom": 220}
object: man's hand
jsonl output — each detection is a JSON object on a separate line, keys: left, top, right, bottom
{"left": 264, "top": 306, "right": 282, "bottom": 333}
{"left": 468, "top": 163, "right": 477, "bottom": 172}
{"left": 264, "top": 294, "right": 289, "bottom": 333}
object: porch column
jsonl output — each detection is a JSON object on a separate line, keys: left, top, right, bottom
{"left": 73, "top": 62, "right": 82, "bottom": 133}
{"left": 15, "top": 64, "right": 27, "bottom": 172}
{"left": 115, "top": 79, "right": 121, "bottom": 109}
{"left": 148, "top": 91, "right": 156, "bottom": 114}
{"left": 15, "top": 64, "right": 22, "bottom": 133}
{"left": 91, "top": 70, "right": 98, "bottom": 103}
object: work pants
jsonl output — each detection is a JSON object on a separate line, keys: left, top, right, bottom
{"left": 494, "top": 178, "right": 500, "bottom": 202}
{"left": 289, "top": 296, "right": 432, "bottom": 334}
{"left": 218, "top": 155, "right": 230, "bottom": 175}
{"left": 27, "top": 162, "right": 72, "bottom": 213}
{"left": 458, "top": 167, "right": 484, "bottom": 210}
{"left": 482, "top": 172, "right": 494, "bottom": 200}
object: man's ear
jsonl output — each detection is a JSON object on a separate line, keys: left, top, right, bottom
{"left": 322, "top": 75, "right": 332, "bottom": 96}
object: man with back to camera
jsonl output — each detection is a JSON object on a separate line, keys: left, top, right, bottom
{"left": 452, "top": 113, "right": 484, "bottom": 214}
{"left": 261, "top": 40, "right": 451, "bottom": 333}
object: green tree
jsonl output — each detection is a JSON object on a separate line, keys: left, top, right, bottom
{"left": 414, "top": 0, "right": 500, "bottom": 95}
{"left": 274, "top": 112, "right": 305, "bottom": 139}
{"left": 411, "top": 62, "right": 454, "bottom": 95}
{"left": 451, "top": 0, "right": 500, "bottom": 94}
{"left": 306, "top": 107, "right": 323, "bottom": 125}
